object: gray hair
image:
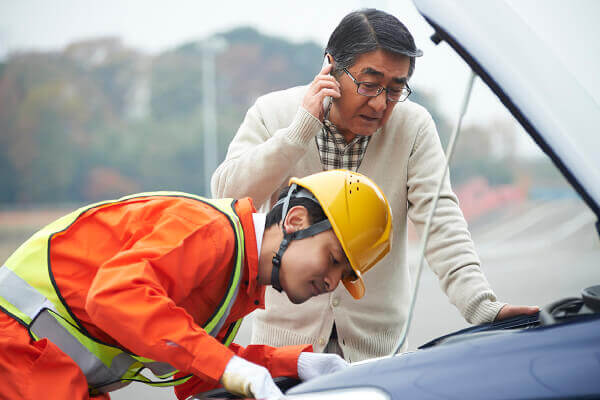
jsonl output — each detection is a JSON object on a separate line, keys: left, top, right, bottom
{"left": 325, "top": 9, "right": 423, "bottom": 79}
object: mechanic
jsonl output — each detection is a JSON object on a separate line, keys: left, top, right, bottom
{"left": 211, "top": 8, "right": 539, "bottom": 362}
{"left": 0, "top": 169, "right": 392, "bottom": 400}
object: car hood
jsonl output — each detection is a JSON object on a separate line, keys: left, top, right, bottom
{"left": 412, "top": 0, "right": 600, "bottom": 222}
{"left": 287, "top": 314, "right": 600, "bottom": 399}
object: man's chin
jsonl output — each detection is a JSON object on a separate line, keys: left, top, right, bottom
{"left": 349, "top": 117, "right": 381, "bottom": 134}
{"left": 285, "top": 292, "right": 311, "bottom": 305}
{"left": 349, "top": 127, "right": 378, "bottom": 138}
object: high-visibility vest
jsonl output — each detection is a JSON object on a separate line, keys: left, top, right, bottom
{"left": 0, "top": 192, "right": 245, "bottom": 394}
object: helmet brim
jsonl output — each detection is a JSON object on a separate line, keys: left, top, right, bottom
{"left": 343, "top": 275, "right": 366, "bottom": 300}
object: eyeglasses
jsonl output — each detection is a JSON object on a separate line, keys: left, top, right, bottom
{"left": 343, "top": 68, "right": 412, "bottom": 102}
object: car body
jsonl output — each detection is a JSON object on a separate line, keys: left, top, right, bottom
{"left": 194, "top": 1, "right": 600, "bottom": 399}
{"left": 284, "top": 1, "right": 600, "bottom": 399}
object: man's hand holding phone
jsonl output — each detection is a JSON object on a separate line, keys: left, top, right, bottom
{"left": 302, "top": 54, "right": 341, "bottom": 122}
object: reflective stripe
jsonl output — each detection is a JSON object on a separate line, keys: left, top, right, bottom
{"left": 94, "top": 380, "right": 132, "bottom": 393}
{"left": 124, "top": 371, "right": 193, "bottom": 388}
{"left": 143, "top": 362, "right": 176, "bottom": 378}
{"left": 210, "top": 276, "right": 241, "bottom": 335}
{"left": 0, "top": 193, "right": 246, "bottom": 393}
{"left": 223, "top": 319, "right": 243, "bottom": 347}
{"left": 30, "top": 309, "right": 137, "bottom": 388}
{"left": 0, "top": 267, "right": 142, "bottom": 390}
{"left": 0, "top": 266, "right": 53, "bottom": 321}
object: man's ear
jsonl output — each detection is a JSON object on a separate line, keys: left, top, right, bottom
{"left": 283, "top": 205, "right": 310, "bottom": 234}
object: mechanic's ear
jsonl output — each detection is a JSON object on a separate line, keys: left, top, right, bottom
{"left": 283, "top": 205, "right": 310, "bottom": 234}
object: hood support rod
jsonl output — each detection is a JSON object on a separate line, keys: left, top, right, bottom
{"left": 391, "top": 70, "right": 477, "bottom": 356}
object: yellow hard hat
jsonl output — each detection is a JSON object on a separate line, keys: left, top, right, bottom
{"left": 290, "top": 170, "right": 393, "bottom": 299}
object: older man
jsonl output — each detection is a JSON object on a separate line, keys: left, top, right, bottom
{"left": 212, "top": 8, "right": 537, "bottom": 363}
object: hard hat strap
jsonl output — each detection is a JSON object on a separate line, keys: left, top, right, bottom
{"left": 271, "top": 220, "right": 332, "bottom": 292}
{"left": 289, "top": 219, "right": 332, "bottom": 240}
{"left": 279, "top": 184, "right": 297, "bottom": 225}
{"left": 270, "top": 184, "right": 332, "bottom": 292}
{"left": 273, "top": 184, "right": 321, "bottom": 218}
{"left": 271, "top": 236, "right": 288, "bottom": 292}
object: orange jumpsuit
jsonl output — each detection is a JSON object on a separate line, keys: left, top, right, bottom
{"left": 0, "top": 196, "right": 310, "bottom": 400}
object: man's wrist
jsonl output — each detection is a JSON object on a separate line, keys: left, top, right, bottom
{"left": 469, "top": 299, "right": 507, "bottom": 324}
{"left": 286, "top": 107, "right": 323, "bottom": 146}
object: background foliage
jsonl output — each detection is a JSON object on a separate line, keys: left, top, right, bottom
{"left": 0, "top": 27, "right": 564, "bottom": 205}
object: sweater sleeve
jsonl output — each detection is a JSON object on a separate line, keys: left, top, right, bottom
{"left": 406, "top": 115, "right": 505, "bottom": 324}
{"left": 211, "top": 91, "right": 323, "bottom": 206}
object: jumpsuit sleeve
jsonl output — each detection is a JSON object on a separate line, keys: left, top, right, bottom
{"left": 86, "top": 210, "right": 239, "bottom": 385}
{"left": 174, "top": 343, "right": 312, "bottom": 400}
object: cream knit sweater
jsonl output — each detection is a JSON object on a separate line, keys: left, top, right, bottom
{"left": 211, "top": 85, "right": 504, "bottom": 362}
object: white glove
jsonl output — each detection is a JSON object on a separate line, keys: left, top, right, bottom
{"left": 297, "top": 352, "right": 349, "bottom": 381}
{"left": 220, "top": 355, "right": 284, "bottom": 399}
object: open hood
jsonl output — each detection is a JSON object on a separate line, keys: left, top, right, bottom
{"left": 412, "top": 0, "right": 600, "bottom": 223}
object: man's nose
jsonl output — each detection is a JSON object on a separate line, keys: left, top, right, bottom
{"left": 323, "top": 269, "right": 343, "bottom": 292}
{"left": 367, "top": 91, "right": 388, "bottom": 113}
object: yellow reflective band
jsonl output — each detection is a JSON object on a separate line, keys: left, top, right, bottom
{"left": 0, "top": 192, "right": 247, "bottom": 393}
{"left": 223, "top": 319, "right": 243, "bottom": 347}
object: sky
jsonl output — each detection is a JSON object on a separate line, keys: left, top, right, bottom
{"left": 0, "top": 0, "right": 543, "bottom": 157}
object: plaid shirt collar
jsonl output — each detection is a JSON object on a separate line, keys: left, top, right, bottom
{"left": 316, "top": 118, "right": 371, "bottom": 172}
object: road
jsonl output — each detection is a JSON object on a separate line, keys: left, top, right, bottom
{"left": 112, "top": 197, "right": 600, "bottom": 399}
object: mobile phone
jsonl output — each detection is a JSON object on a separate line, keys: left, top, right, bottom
{"left": 321, "top": 54, "right": 332, "bottom": 115}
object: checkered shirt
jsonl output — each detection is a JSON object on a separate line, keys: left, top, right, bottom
{"left": 316, "top": 119, "right": 371, "bottom": 172}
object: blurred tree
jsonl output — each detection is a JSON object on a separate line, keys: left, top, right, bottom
{"left": 0, "top": 27, "right": 563, "bottom": 205}
{"left": 14, "top": 80, "right": 85, "bottom": 202}
{"left": 0, "top": 60, "right": 21, "bottom": 202}
{"left": 150, "top": 51, "right": 204, "bottom": 119}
